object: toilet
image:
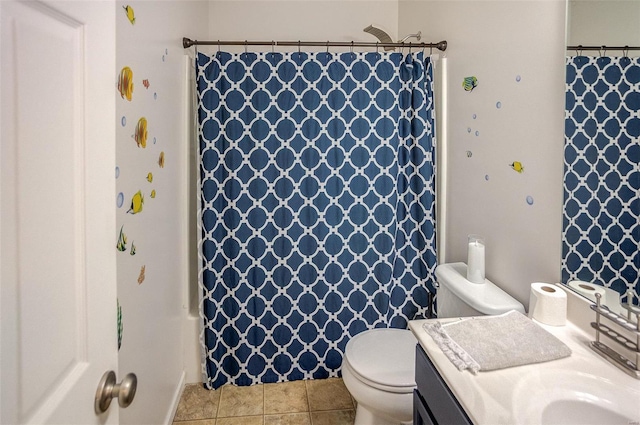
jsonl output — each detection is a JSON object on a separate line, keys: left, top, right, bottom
{"left": 341, "top": 262, "right": 525, "bottom": 425}
{"left": 341, "top": 328, "right": 417, "bottom": 425}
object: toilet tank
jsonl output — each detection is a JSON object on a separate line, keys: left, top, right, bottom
{"left": 436, "top": 262, "right": 525, "bottom": 318}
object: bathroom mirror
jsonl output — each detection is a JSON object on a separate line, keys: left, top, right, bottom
{"left": 563, "top": 0, "right": 640, "bottom": 317}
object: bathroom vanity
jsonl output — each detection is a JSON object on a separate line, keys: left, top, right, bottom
{"left": 409, "top": 287, "right": 640, "bottom": 425}
{"left": 413, "top": 344, "right": 471, "bottom": 425}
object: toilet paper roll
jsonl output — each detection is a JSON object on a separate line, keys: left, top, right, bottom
{"left": 528, "top": 283, "right": 567, "bottom": 326}
{"left": 568, "top": 280, "right": 607, "bottom": 305}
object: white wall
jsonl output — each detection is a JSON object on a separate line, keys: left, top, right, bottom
{"left": 208, "top": 0, "right": 399, "bottom": 51}
{"left": 399, "top": 0, "right": 567, "bottom": 308}
{"left": 568, "top": 0, "right": 640, "bottom": 55}
{"left": 115, "top": 2, "right": 208, "bottom": 423}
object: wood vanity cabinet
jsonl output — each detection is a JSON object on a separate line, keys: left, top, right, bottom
{"left": 414, "top": 344, "right": 472, "bottom": 425}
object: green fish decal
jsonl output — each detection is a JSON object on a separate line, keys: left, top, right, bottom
{"left": 116, "top": 226, "right": 127, "bottom": 251}
{"left": 130, "top": 242, "right": 136, "bottom": 256}
{"left": 462, "top": 76, "right": 478, "bottom": 92}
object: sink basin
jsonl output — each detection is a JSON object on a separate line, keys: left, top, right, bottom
{"left": 542, "top": 399, "right": 632, "bottom": 425}
{"left": 513, "top": 369, "right": 640, "bottom": 425}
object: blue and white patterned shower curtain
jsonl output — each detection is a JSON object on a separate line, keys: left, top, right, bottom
{"left": 563, "top": 56, "right": 640, "bottom": 298}
{"left": 196, "top": 50, "right": 437, "bottom": 389}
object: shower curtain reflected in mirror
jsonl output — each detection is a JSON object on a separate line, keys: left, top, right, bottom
{"left": 196, "top": 50, "right": 437, "bottom": 389}
{"left": 563, "top": 55, "right": 640, "bottom": 302}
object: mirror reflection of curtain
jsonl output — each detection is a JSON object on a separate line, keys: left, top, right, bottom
{"left": 563, "top": 56, "right": 640, "bottom": 300}
{"left": 196, "top": 50, "right": 437, "bottom": 389}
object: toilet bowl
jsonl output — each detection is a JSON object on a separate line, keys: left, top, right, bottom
{"left": 342, "top": 262, "right": 526, "bottom": 425}
{"left": 341, "top": 328, "right": 417, "bottom": 425}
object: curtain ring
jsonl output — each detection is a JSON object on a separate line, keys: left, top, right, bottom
{"left": 326, "top": 41, "right": 330, "bottom": 54}
{"left": 271, "top": 40, "right": 275, "bottom": 55}
{"left": 408, "top": 43, "right": 412, "bottom": 54}
{"left": 244, "top": 40, "right": 248, "bottom": 57}
{"left": 599, "top": 46, "right": 604, "bottom": 57}
{"left": 376, "top": 41, "right": 379, "bottom": 54}
{"left": 217, "top": 40, "right": 221, "bottom": 55}
{"left": 298, "top": 40, "right": 302, "bottom": 59}
{"left": 350, "top": 41, "right": 354, "bottom": 59}
{"left": 623, "top": 46, "right": 629, "bottom": 59}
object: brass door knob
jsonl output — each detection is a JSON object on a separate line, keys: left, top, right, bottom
{"left": 95, "top": 371, "right": 137, "bottom": 414}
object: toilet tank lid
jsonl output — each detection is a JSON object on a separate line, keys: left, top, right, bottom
{"left": 435, "top": 262, "right": 525, "bottom": 315}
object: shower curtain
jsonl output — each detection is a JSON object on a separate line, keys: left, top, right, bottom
{"left": 196, "top": 50, "right": 437, "bottom": 388}
{"left": 563, "top": 55, "right": 640, "bottom": 299}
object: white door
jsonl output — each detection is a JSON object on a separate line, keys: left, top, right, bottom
{"left": 1, "top": 1, "right": 119, "bottom": 424}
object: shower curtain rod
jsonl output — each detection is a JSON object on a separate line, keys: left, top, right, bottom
{"left": 182, "top": 37, "right": 447, "bottom": 51}
{"left": 567, "top": 44, "right": 640, "bottom": 52}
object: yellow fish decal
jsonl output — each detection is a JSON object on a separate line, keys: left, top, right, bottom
{"left": 150, "top": 189, "right": 156, "bottom": 199}
{"left": 127, "top": 190, "right": 144, "bottom": 214}
{"left": 135, "top": 118, "right": 148, "bottom": 148}
{"left": 133, "top": 117, "right": 148, "bottom": 148}
{"left": 123, "top": 5, "right": 135, "bottom": 25}
{"left": 510, "top": 161, "right": 525, "bottom": 173}
{"left": 158, "top": 151, "right": 165, "bottom": 168}
{"left": 138, "top": 265, "right": 146, "bottom": 284}
{"left": 116, "top": 225, "right": 127, "bottom": 251}
{"left": 130, "top": 242, "right": 136, "bottom": 256}
{"left": 147, "top": 172, "right": 153, "bottom": 183}
{"left": 117, "top": 67, "right": 133, "bottom": 101}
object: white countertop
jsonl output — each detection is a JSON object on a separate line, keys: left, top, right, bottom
{"left": 409, "top": 306, "right": 640, "bottom": 424}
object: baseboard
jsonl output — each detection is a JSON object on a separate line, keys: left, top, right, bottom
{"left": 165, "top": 371, "right": 186, "bottom": 425}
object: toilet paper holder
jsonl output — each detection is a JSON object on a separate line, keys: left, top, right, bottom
{"left": 590, "top": 293, "right": 640, "bottom": 379}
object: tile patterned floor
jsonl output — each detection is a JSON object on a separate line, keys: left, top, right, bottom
{"left": 172, "top": 378, "right": 356, "bottom": 425}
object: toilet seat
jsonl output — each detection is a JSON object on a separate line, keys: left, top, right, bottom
{"left": 343, "top": 328, "right": 417, "bottom": 393}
